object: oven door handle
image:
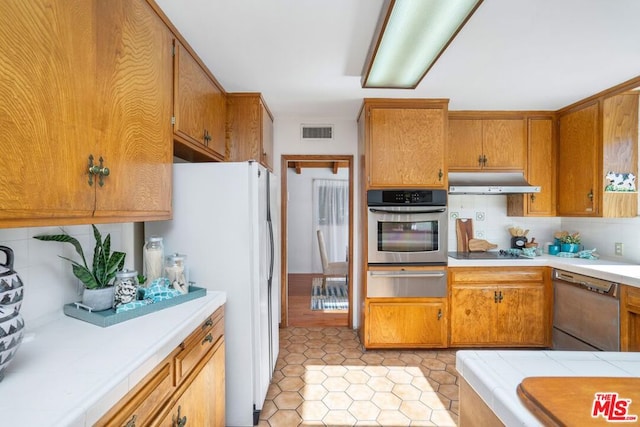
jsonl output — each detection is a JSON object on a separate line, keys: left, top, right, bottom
{"left": 370, "top": 271, "right": 446, "bottom": 278}
{"left": 368, "top": 208, "right": 446, "bottom": 214}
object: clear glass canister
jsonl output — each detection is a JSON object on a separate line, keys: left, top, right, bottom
{"left": 165, "top": 253, "right": 188, "bottom": 294}
{"left": 114, "top": 269, "right": 139, "bottom": 308}
{"left": 143, "top": 236, "right": 164, "bottom": 286}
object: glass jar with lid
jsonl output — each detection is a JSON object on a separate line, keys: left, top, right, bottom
{"left": 114, "top": 269, "right": 139, "bottom": 308}
{"left": 143, "top": 236, "right": 164, "bottom": 286}
{"left": 165, "top": 253, "right": 188, "bottom": 294}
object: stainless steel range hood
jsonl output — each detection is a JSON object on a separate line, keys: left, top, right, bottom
{"left": 448, "top": 172, "right": 541, "bottom": 194}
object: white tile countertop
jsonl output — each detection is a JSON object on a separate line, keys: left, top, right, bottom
{"left": 448, "top": 253, "right": 640, "bottom": 287}
{"left": 456, "top": 350, "right": 640, "bottom": 426}
{"left": 0, "top": 290, "right": 226, "bottom": 427}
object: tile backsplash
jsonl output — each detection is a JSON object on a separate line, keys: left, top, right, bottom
{"left": 0, "top": 223, "right": 137, "bottom": 328}
{"left": 448, "top": 194, "right": 640, "bottom": 263}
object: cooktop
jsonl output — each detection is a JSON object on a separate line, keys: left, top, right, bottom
{"left": 448, "top": 250, "right": 529, "bottom": 260}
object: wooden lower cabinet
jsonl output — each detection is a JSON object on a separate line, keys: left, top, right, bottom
{"left": 364, "top": 298, "right": 447, "bottom": 348}
{"left": 620, "top": 285, "right": 640, "bottom": 351}
{"left": 157, "top": 339, "right": 225, "bottom": 427}
{"left": 96, "top": 306, "right": 225, "bottom": 426}
{"left": 449, "top": 267, "right": 551, "bottom": 347}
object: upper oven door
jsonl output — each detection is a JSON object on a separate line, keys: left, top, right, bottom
{"left": 367, "top": 205, "right": 447, "bottom": 265}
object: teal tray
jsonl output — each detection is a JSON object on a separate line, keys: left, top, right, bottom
{"left": 63, "top": 286, "right": 207, "bottom": 327}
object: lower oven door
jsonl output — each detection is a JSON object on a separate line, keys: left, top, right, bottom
{"left": 367, "top": 268, "right": 447, "bottom": 297}
{"left": 367, "top": 206, "right": 447, "bottom": 265}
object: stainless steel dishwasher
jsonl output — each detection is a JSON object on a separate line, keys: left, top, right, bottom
{"left": 552, "top": 269, "right": 620, "bottom": 351}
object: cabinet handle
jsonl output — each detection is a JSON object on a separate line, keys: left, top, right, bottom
{"left": 125, "top": 415, "right": 137, "bottom": 427}
{"left": 530, "top": 194, "right": 536, "bottom": 203}
{"left": 437, "top": 309, "right": 442, "bottom": 320}
{"left": 202, "top": 333, "right": 213, "bottom": 345}
{"left": 482, "top": 155, "right": 488, "bottom": 166}
{"left": 478, "top": 155, "right": 483, "bottom": 167}
{"left": 203, "top": 129, "right": 212, "bottom": 146}
{"left": 438, "top": 169, "right": 443, "bottom": 181}
{"left": 494, "top": 291, "right": 499, "bottom": 303}
{"left": 202, "top": 318, "right": 213, "bottom": 329}
{"left": 87, "top": 155, "right": 110, "bottom": 187}
{"left": 498, "top": 291, "right": 503, "bottom": 303}
{"left": 173, "top": 405, "right": 187, "bottom": 427}
{"left": 587, "top": 189, "right": 594, "bottom": 201}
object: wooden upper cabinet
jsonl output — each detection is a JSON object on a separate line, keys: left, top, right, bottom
{"left": 557, "top": 102, "right": 599, "bottom": 216}
{"left": 602, "top": 92, "right": 638, "bottom": 217}
{"left": 227, "top": 93, "right": 275, "bottom": 170}
{"left": 173, "top": 41, "right": 226, "bottom": 161}
{"left": 0, "top": 0, "right": 173, "bottom": 227}
{"left": 0, "top": 1, "right": 97, "bottom": 225}
{"left": 360, "top": 99, "right": 448, "bottom": 189}
{"left": 507, "top": 116, "right": 557, "bottom": 217}
{"left": 448, "top": 117, "right": 526, "bottom": 171}
{"left": 94, "top": 0, "right": 173, "bottom": 220}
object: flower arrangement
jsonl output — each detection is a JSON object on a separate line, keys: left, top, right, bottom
{"left": 554, "top": 231, "right": 581, "bottom": 244}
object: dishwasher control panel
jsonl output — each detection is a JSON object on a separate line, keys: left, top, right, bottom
{"left": 553, "top": 269, "right": 619, "bottom": 298}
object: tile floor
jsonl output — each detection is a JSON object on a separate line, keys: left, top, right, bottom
{"left": 259, "top": 327, "right": 459, "bottom": 426}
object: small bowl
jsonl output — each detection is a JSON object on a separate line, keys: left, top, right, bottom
{"left": 521, "top": 247, "right": 537, "bottom": 257}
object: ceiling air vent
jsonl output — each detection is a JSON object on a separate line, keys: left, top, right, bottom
{"left": 301, "top": 125, "right": 334, "bottom": 141}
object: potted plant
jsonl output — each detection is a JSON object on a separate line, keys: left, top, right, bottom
{"left": 559, "top": 232, "right": 581, "bottom": 253}
{"left": 34, "top": 225, "right": 126, "bottom": 311}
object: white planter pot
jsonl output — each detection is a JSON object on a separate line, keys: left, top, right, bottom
{"left": 82, "top": 287, "right": 115, "bottom": 311}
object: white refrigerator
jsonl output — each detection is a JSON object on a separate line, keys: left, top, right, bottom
{"left": 145, "top": 161, "right": 280, "bottom": 427}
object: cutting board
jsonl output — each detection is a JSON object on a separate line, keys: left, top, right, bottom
{"left": 517, "top": 376, "right": 640, "bottom": 426}
{"left": 456, "top": 218, "right": 474, "bottom": 252}
{"left": 468, "top": 238, "right": 498, "bottom": 252}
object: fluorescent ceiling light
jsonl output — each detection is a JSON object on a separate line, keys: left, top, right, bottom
{"left": 362, "top": 0, "right": 483, "bottom": 89}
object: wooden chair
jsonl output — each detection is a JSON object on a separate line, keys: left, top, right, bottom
{"left": 316, "top": 229, "right": 348, "bottom": 277}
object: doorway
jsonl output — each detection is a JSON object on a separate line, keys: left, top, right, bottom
{"left": 280, "top": 154, "right": 353, "bottom": 328}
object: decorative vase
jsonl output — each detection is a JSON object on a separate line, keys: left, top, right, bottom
{"left": 561, "top": 243, "right": 580, "bottom": 253}
{"left": 0, "top": 246, "right": 25, "bottom": 382}
{"left": 82, "top": 286, "right": 115, "bottom": 311}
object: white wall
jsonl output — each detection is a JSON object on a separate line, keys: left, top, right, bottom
{"left": 273, "top": 116, "right": 361, "bottom": 327}
{"left": 287, "top": 167, "right": 349, "bottom": 274}
{"left": 0, "top": 223, "right": 138, "bottom": 329}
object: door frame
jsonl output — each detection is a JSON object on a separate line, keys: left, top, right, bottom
{"left": 280, "top": 154, "right": 354, "bottom": 328}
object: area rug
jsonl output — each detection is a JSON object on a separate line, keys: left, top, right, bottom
{"left": 310, "top": 277, "right": 348, "bottom": 311}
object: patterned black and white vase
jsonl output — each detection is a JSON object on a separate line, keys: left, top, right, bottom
{"left": 0, "top": 246, "right": 25, "bottom": 382}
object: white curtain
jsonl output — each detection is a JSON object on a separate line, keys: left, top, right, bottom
{"left": 312, "top": 179, "right": 348, "bottom": 273}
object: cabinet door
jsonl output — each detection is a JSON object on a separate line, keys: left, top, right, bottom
{"left": 369, "top": 107, "right": 446, "bottom": 187}
{"left": 366, "top": 299, "right": 447, "bottom": 347}
{"left": 0, "top": 0, "right": 96, "bottom": 225}
{"left": 227, "top": 94, "right": 274, "bottom": 169}
{"left": 496, "top": 284, "right": 546, "bottom": 345}
{"left": 174, "top": 42, "right": 225, "bottom": 159}
{"left": 157, "top": 340, "right": 224, "bottom": 427}
{"left": 261, "top": 101, "right": 275, "bottom": 170}
{"left": 557, "top": 103, "right": 599, "bottom": 216}
{"left": 448, "top": 119, "right": 483, "bottom": 170}
{"left": 94, "top": 0, "right": 173, "bottom": 220}
{"left": 507, "top": 117, "right": 556, "bottom": 216}
{"left": 449, "top": 285, "right": 497, "bottom": 345}
{"left": 482, "top": 119, "right": 526, "bottom": 170}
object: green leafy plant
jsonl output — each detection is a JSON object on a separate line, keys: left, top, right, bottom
{"left": 34, "top": 225, "right": 126, "bottom": 289}
{"left": 559, "top": 232, "right": 581, "bottom": 244}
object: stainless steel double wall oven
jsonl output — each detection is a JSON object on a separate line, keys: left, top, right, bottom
{"left": 367, "top": 189, "right": 448, "bottom": 297}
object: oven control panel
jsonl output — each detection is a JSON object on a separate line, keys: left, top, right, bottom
{"left": 367, "top": 189, "right": 447, "bottom": 206}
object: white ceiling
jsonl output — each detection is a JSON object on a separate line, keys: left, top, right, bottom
{"left": 154, "top": 0, "right": 640, "bottom": 120}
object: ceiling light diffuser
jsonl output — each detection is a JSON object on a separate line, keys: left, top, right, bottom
{"left": 362, "top": 0, "right": 483, "bottom": 89}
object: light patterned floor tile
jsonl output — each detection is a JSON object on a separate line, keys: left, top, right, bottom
{"left": 261, "top": 327, "right": 459, "bottom": 427}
